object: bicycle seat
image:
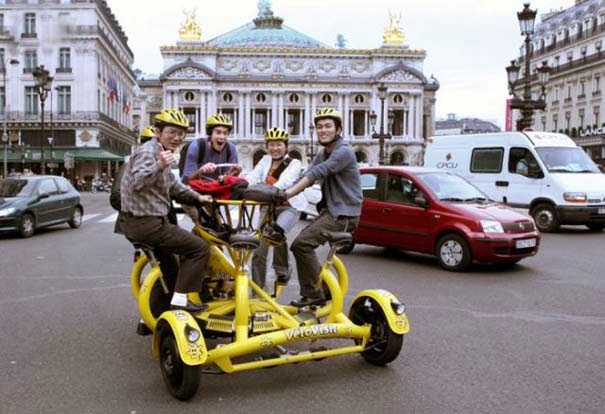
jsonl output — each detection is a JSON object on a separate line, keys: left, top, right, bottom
{"left": 229, "top": 233, "right": 261, "bottom": 250}
{"left": 130, "top": 242, "right": 158, "bottom": 262}
{"left": 321, "top": 231, "right": 352, "bottom": 245}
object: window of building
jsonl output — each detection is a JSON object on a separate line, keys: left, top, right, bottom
{"left": 553, "top": 114, "right": 558, "bottom": 131}
{"left": 222, "top": 92, "right": 233, "bottom": 102}
{"left": 554, "top": 85, "right": 560, "bottom": 100}
{"left": 580, "top": 80, "right": 585, "bottom": 96}
{"left": 392, "top": 110, "right": 404, "bottom": 135}
{"left": 595, "top": 75, "right": 601, "bottom": 92}
{"left": 565, "top": 112, "right": 571, "bottom": 129}
{"left": 352, "top": 110, "right": 365, "bottom": 136}
{"left": 541, "top": 117, "right": 546, "bottom": 131}
{"left": 289, "top": 93, "right": 299, "bottom": 103}
{"left": 554, "top": 55, "right": 560, "bottom": 68}
{"left": 0, "top": 86, "right": 4, "bottom": 115}
{"left": 23, "top": 50, "right": 37, "bottom": 72}
{"left": 58, "top": 48, "right": 71, "bottom": 72}
{"left": 25, "top": 86, "right": 38, "bottom": 115}
{"left": 182, "top": 108, "right": 196, "bottom": 133}
{"left": 567, "top": 84, "right": 572, "bottom": 99}
{"left": 0, "top": 14, "right": 4, "bottom": 33}
{"left": 470, "top": 148, "right": 504, "bottom": 173}
{"left": 57, "top": 86, "right": 71, "bottom": 114}
{"left": 594, "top": 107, "right": 600, "bottom": 126}
{"left": 23, "top": 13, "right": 36, "bottom": 37}
{"left": 254, "top": 110, "right": 267, "bottom": 135}
{"left": 393, "top": 94, "right": 403, "bottom": 104}
{"left": 286, "top": 109, "right": 301, "bottom": 135}
{"left": 0, "top": 48, "right": 4, "bottom": 71}
{"left": 256, "top": 93, "right": 266, "bottom": 103}
{"left": 579, "top": 109, "right": 585, "bottom": 128}
{"left": 184, "top": 91, "right": 195, "bottom": 102}
{"left": 321, "top": 93, "right": 332, "bottom": 103}
{"left": 354, "top": 94, "right": 365, "bottom": 104}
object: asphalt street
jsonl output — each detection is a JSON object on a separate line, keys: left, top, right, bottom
{"left": 1, "top": 192, "right": 604, "bottom": 414}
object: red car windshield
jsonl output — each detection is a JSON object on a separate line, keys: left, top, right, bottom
{"left": 417, "top": 172, "right": 488, "bottom": 202}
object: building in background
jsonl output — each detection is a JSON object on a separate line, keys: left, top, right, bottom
{"left": 434, "top": 113, "right": 500, "bottom": 136}
{"left": 515, "top": 0, "right": 604, "bottom": 167}
{"left": 134, "top": 3, "right": 439, "bottom": 169}
{"left": 0, "top": 0, "right": 136, "bottom": 180}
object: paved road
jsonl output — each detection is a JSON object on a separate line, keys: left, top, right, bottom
{"left": 1, "top": 193, "right": 604, "bottom": 413}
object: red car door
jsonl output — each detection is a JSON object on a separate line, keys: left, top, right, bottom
{"left": 356, "top": 172, "right": 391, "bottom": 246}
{"left": 381, "top": 172, "right": 432, "bottom": 252}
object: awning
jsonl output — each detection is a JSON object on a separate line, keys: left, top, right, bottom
{"left": 0, "top": 148, "right": 125, "bottom": 163}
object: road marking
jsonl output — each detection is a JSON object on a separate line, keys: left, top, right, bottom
{"left": 99, "top": 213, "right": 118, "bottom": 223}
{"left": 82, "top": 213, "right": 101, "bottom": 222}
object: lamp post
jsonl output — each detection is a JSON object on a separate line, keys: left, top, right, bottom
{"left": 32, "top": 65, "right": 53, "bottom": 175}
{"left": 2, "top": 58, "right": 19, "bottom": 178}
{"left": 506, "top": 3, "right": 551, "bottom": 131}
{"left": 306, "top": 123, "right": 315, "bottom": 163}
{"left": 370, "top": 83, "right": 394, "bottom": 165}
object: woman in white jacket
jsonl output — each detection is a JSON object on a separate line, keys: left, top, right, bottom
{"left": 245, "top": 127, "right": 307, "bottom": 289}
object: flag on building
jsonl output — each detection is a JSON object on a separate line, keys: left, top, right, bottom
{"left": 107, "top": 78, "right": 117, "bottom": 102}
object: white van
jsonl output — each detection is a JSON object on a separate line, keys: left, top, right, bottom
{"left": 424, "top": 131, "right": 605, "bottom": 232}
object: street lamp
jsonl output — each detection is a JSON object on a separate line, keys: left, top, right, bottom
{"left": 2, "top": 58, "right": 19, "bottom": 178}
{"left": 32, "top": 65, "right": 53, "bottom": 175}
{"left": 506, "top": 3, "right": 551, "bottom": 131}
{"left": 306, "top": 123, "right": 315, "bottom": 163}
{"left": 370, "top": 83, "right": 394, "bottom": 165}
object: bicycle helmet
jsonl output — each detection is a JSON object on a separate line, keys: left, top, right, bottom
{"left": 314, "top": 108, "right": 342, "bottom": 126}
{"left": 154, "top": 108, "right": 189, "bottom": 129}
{"left": 206, "top": 113, "right": 233, "bottom": 131}
{"left": 264, "top": 127, "right": 289, "bottom": 142}
{"left": 139, "top": 126, "right": 155, "bottom": 143}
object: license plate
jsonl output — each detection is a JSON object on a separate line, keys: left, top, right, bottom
{"left": 598, "top": 208, "right": 605, "bottom": 215}
{"left": 516, "top": 238, "right": 536, "bottom": 249}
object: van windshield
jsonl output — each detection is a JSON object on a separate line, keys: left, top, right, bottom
{"left": 535, "top": 147, "right": 599, "bottom": 173}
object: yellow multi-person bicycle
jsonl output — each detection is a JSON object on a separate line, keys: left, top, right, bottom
{"left": 130, "top": 199, "right": 410, "bottom": 400}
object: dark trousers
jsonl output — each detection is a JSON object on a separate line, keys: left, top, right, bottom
{"left": 290, "top": 211, "right": 359, "bottom": 298}
{"left": 123, "top": 215, "right": 209, "bottom": 293}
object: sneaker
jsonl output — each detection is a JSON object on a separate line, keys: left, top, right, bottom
{"left": 136, "top": 321, "right": 152, "bottom": 336}
{"left": 170, "top": 301, "right": 208, "bottom": 313}
{"left": 290, "top": 296, "right": 326, "bottom": 307}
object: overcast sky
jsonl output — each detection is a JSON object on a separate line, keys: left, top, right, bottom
{"left": 108, "top": 0, "right": 574, "bottom": 128}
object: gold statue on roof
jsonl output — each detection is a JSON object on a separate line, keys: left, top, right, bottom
{"left": 179, "top": 8, "right": 202, "bottom": 41}
{"left": 383, "top": 10, "right": 405, "bottom": 46}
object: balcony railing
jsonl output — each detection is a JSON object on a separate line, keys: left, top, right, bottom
{"left": 20, "top": 32, "right": 37, "bottom": 39}
{"left": 56, "top": 67, "right": 72, "bottom": 73}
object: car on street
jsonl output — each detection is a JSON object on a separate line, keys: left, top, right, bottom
{"left": 0, "top": 175, "right": 83, "bottom": 238}
{"left": 343, "top": 166, "right": 540, "bottom": 271}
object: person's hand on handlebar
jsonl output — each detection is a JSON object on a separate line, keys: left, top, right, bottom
{"left": 199, "top": 162, "right": 217, "bottom": 174}
{"left": 272, "top": 188, "right": 288, "bottom": 204}
{"left": 225, "top": 165, "right": 242, "bottom": 176}
{"left": 196, "top": 194, "right": 213, "bottom": 205}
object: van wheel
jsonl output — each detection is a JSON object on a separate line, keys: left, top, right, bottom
{"left": 436, "top": 234, "right": 471, "bottom": 272}
{"left": 531, "top": 203, "right": 559, "bottom": 233}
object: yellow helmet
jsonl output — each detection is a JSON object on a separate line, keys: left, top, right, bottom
{"left": 264, "top": 127, "right": 289, "bottom": 142}
{"left": 314, "top": 108, "right": 342, "bottom": 124}
{"left": 154, "top": 108, "right": 189, "bottom": 129}
{"left": 206, "top": 113, "right": 233, "bottom": 130}
{"left": 139, "top": 126, "right": 155, "bottom": 143}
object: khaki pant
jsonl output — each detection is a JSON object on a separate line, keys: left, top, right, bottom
{"left": 290, "top": 210, "right": 358, "bottom": 299}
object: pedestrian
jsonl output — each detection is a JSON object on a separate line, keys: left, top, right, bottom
{"left": 120, "top": 108, "right": 212, "bottom": 312}
{"left": 282, "top": 108, "right": 362, "bottom": 307}
{"left": 245, "top": 127, "right": 306, "bottom": 289}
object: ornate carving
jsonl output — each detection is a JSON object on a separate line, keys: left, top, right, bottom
{"left": 252, "top": 60, "right": 270, "bottom": 72}
{"left": 319, "top": 61, "right": 336, "bottom": 73}
{"left": 168, "top": 67, "right": 210, "bottom": 80}
{"left": 351, "top": 62, "right": 369, "bottom": 73}
{"left": 285, "top": 60, "right": 304, "bottom": 71}
{"left": 380, "top": 70, "right": 421, "bottom": 83}
{"left": 220, "top": 59, "right": 237, "bottom": 71}
{"left": 383, "top": 11, "right": 405, "bottom": 46}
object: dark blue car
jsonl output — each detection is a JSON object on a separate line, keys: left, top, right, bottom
{"left": 0, "top": 175, "right": 83, "bottom": 238}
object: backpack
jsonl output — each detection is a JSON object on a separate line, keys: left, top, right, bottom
{"left": 178, "top": 138, "right": 232, "bottom": 181}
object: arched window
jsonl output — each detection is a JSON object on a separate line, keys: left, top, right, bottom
{"left": 321, "top": 94, "right": 332, "bottom": 103}
{"left": 184, "top": 91, "right": 195, "bottom": 102}
{"left": 256, "top": 93, "right": 266, "bottom": 103}
{"left": 393, "top": 94, "right": 403, "bottom": 104}
{"left": 354, "top": 94, "right": 364, "bottom": 104}
{"left": 223, "top": 92, "right": 233, "bottom": 103}
{"left": 289, "top": 93, "right": 299, "bottom": 103}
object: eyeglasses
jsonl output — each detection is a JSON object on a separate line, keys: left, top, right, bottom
{"left": 163, "top": 127, "right": 186, "bottom": 138}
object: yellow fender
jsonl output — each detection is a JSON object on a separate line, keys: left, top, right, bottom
{"left": 351, "top": 289, "right": 410, "bottom": 335}
{"left": 152, "top": 310, "right": 207, "bottom": 366}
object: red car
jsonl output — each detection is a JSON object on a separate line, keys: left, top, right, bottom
{"left": 345, "top": 167, "right": 540, "bottom": 271}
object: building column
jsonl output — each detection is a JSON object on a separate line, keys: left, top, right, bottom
{"left": 238, "top": 93, "right": 245, "bottom": 138}
{"left": 416, "top": 94, "right": 423, "bottom": 139}
{"left": 271, "top": 92, "right": 278, "bottom": 126}
{"left": 304, "top": 92, "right": 311, "bottom": 137}
{"left": 245, "top": 93, "right": 251, "bottom": 138}
{"left": 195, "top": 107, "right": 200, "bottom": 137}
{"left": 343, "top": 93, "right": 350, "bottom": 139}
{"left": 278, "top": 93, "right": 284, "bottom": 129}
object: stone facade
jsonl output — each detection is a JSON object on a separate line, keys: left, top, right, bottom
{"left": 134, "top": 4, "right": 438, "bottom": 171}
